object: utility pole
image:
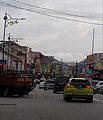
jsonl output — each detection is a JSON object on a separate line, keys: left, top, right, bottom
{"left": 76, "top": 61, "right": 78, "bottom": 77}
{"left": 92, "top": 29, "right": 95, "bottom": 54}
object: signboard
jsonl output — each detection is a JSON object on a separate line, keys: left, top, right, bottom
{"left": 0, "top": 60, "right": 7, "bottom": 64}
{"left": 42, "top": 64, "right": 47, "bottom": 74}
{"left": 94, "top": 61, "right": 103, "bottom": 70}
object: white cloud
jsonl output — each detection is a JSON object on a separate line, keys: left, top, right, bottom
{"left": 54, "top": 52, "right": 86, "bottom": 62}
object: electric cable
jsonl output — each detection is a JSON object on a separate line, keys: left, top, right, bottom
{"left": 0, "top": 0, "right": 102, "bottom": 25}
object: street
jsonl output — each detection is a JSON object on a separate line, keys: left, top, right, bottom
{"left": 0, "top": 85, "right": 103, "bottom": 120}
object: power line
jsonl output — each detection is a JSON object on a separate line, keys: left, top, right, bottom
{"left": 9, "top": 0, "right": 102, "bottom": 20}
{"left": 0, "top": 0, "right": 103, "bottom": 21}
{"left": 0, "top": 1, "right": 103, "bottom": 25}
{"left": 4, "top": 0, "right": 103, "bottom": 20}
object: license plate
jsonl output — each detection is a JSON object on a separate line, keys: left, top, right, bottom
{"left": 76, "top": 87, "right": 84, "bottom": 90}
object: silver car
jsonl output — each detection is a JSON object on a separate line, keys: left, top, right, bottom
{"left": 44, "top": 79, "right": 55, "bottom": 90}
{"left": 99, "top": 84, "right": 103, "bottom": 94}
{"left": 39, "top": 81, "right": 46, "bottom": 89}
{"left": 95, "top": 81, "right": 103, "bottom": 93}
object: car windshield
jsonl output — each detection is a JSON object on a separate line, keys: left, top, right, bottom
{"left": 70, "top": 79, "right": 90, "bottom": 86}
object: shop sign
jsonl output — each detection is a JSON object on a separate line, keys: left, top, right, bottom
{"left": 95, "top": 61, "right": 103, "bottom": 70}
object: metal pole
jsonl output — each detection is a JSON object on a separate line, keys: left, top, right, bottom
{"left": 2, "top": 12, "right": 7, "bottom": 60}
{"left": 2, "top": 12, "right": 7, "bottom": 70}
{"left": 76, "top": 61, "right": 78, "bottom": 77}
{"left": 7, "top": 34, "right": 11, "bottom": 69}
{"left": 92, "top": 29, "right": 95, "bottom": 54}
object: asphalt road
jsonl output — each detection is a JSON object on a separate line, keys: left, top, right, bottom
{"left": 0, "top": 85, "right": 103, "bottom": 120}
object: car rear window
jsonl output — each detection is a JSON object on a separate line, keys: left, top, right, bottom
{"left": 70, "top": 79, "right": 91, "bottom": 86}
{"left": 47, "top": 81, "right": 55, "bottom": 84}
{"left": 58, "top": 77, "right": 69, "bottom": 84}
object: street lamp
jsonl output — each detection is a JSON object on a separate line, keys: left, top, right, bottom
{"left": 2, "top": 12, "right": 26, "bottom": 70}
{"left": 2, "top": 12, "right": 7, "bottom": 60}
{"left": 2, "top": 12, "right": 26, "bottom": 60}
{"left": 7, "top": 34, "right": 23, "bottom": 42}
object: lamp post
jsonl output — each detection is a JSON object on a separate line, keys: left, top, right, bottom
{"left": 2, "top": 12, "right": 26, "bottom": 60}
{"left": 2, "top": 12, "right": 26, "bottom": 70}
{"left": 2, "top": 12, "right": 7, "bottom": 60}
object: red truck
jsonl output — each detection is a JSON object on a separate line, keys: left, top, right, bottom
{"left": 0, "top": 70, "right": 34, "bottom": 97}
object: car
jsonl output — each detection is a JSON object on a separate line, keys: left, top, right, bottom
{"left": 39, "top": 81, "right": 46, "bottom": 89}
{"left": 95, "top": 81, "right": 103, "bottom": 93}
{"left": 53, "top": 76, "right": 70, "bottom": 93}
{"left": 44, "top": 79, "right": 55, "bottom": 90}
{"left": 63, "top": 78, "right": 94, "bottom": 103}
{"left": 91, "top": 80, "right": 100, "bottom": 94}
{"left": 34, "top": 78, "right": 40, "bottom": 84}
{"left": 91, "top": 80, "right": 100, "bottom": 88}
{"left": 40, "top": 77, "right": 46, "bottom": 83}
{"left": 33, "top": 79, "right": 40, "bottom": 87}
{"left": 98, "top": 84, "right": 103, "bottom": 94}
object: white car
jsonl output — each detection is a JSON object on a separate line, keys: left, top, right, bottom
{"left": 33, "top": 79, "right": 40, "bottom": 88}
{"left": 40, "top": 77, "right": 46, "bottom": 82}
{"left": 44, "top": 79, "right": 55, "bottom": 90}
{"left": 39, "top": 81, "right": 46, "bottom": 89}
{"left": 95, "top": 81, "right": 103, "bottom": 93}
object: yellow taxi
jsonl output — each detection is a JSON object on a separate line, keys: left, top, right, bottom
{"left": 63, "top": 78, "right": 94, "bottom": 103}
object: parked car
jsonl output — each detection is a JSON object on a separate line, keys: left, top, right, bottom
{"left": 40, "top": 77, "right": 46, "bottom": 83}
{"left": 33, "top": 79, "right": 40, "bottom": 87}
{"left": 91, "top": 80, "right": 100, "bottom": 94}
{"left": 92, "top": 80, "right": 100, "bottom": 87}
{"left": 63, "top": 78, "right": 94, "bottom": 103}
{"left": 98, "top": 84, "right": 103, "bottom": 94}
{"left": 34, "top": 78, "right": 40, "bottom": 84}
{"left": 39, "top": 81, "right": 46, "bottom": 89}
{"left": 95, "top": 81, "right": 103, "bottom": 93}
{"left": 44, "top": 79, "right": 55, "bottom": 90}
{"left": 53, "top": 76, "right": 70, "bottom": 93}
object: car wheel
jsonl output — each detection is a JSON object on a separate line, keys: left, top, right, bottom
{"left": 87, "top": 97, "right": 93, "bottom": 103}
{"left": 63, "top": 96, "right": 68, "bottom": 101}
{"left": 89, "top": 98, "right": 93, "bottom": 103}
{"left": 101, "top": 91, "right": 103, "bottom": 94}
{"left": 19, "top": 93, "right": 24, "bottom": 97}
{"left": 63, "top": 94, "right": 66, "bottom": 100}
{"left": 63, "top": 94, "right": 71, "bottom": 102}
{"left": 96, "top": 88, "right": 100, "bottom": 94}
{"left": 53, "top": 89, "right": 57, "bottom": 93}
{"left": 44, "top": 88, "right": 47, "bottom": 91}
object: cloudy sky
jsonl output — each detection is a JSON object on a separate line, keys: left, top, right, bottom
{"left": 0, "top": 0, "right": 103, "bottom": 62}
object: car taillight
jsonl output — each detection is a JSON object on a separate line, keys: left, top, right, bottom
{"left": 86, "top": 86, "right": 93, "bottom": 88}
{"left": 67, "top": 84, "right": 75, "bottom": 88}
